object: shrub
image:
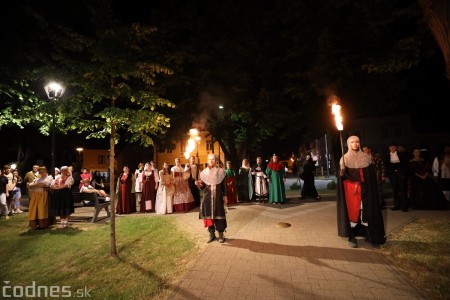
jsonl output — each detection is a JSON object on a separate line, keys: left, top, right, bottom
{"left": 327, "top": 180, "right": 337, "bottom": 190}
{"left": 290, "top": 181, "right": 301, "bottom": 190}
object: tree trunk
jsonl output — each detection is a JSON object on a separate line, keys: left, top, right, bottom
{"left": 419, "top": 0, "right": 450, "bottom": 79}
{"left": 109, "top": 101, "right": 118, "bottom": 257}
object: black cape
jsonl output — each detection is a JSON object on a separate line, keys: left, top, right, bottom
{"left": 337, "top": 164, "right": 386, "bottom": 244}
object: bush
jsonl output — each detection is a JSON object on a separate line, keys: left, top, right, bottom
{"left": 290, "top": 181, "right": 301, "bottom": 190}
{"left": 327, "top": 180, "right": 337, "bottom": 190}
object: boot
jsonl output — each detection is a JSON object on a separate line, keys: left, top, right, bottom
{"left": 348, "top": 227, "right": 358, "bottom": 248}
{"left": 207, "top": 230, "right": 216, "bottom": 243}
{"left": 218, "top": 232, "right": 225, "bottom": 243}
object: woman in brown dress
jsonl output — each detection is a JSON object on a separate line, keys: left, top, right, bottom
{"left": 140, "top": 162, "right": 159, "bottom": 213}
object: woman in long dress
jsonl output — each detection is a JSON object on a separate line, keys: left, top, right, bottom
{"left": 171, "top": 158, "right": 195, "bottom": 212}
{"left": 134, "top": 163, "right": 144, "bottom": 208}
{"left": 225, "top": 161, "right": 237, "bottom": 205}
{"left": 140, "top": 162, "right": 159, "bottom": 213}
{"left": 266, "top": 154, "right": 286, "bottom": 205}
{"left": 50, "top": 166, "right": 74, "bottom": 228}
{"left": 116, "top": 166, "right": 134, "bottom": 214}
{"left": 155, "top": 162, "right": 175, "bottom": 214}
{"left": 299, "top": 154, "right": 321, "bottom": 200}
{"left": 237, "top": 159, "right": 253, "bottom": 202}
{"left": 409, "top": 148, "right": 447, "bottom": 210}
{"left": 28, "top": 166, "right": 53, "bottom": 229}
{"left": 252, "top": 157, "right": 268, "bottom": 203}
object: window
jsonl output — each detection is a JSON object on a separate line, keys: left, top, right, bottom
{"left": 98, "top": 155, "right": 106, "bottom": 164}
{"left": 206, "top": 140, "right": 213, "bottom": 151}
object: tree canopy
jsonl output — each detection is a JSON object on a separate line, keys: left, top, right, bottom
{"left": 1, "top": 0, "right": 447, "bottom": 170}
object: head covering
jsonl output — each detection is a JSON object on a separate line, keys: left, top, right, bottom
{"left": 341, "top": 136, "right": 371, "bottom": 168}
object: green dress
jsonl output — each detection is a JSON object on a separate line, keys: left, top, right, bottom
{"left": 266, "top": 162, "right": 286, "bottom": 203}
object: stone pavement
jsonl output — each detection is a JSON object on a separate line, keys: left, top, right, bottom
{"left": 167, "top": 193, "right": 449, "bottom": 300}
{"left": 18, "top": 180, "right": 449, "bottom": 299}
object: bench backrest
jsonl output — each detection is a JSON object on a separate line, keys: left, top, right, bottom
{"left": 72, "top": 191, "right": 98, "bottom": 204}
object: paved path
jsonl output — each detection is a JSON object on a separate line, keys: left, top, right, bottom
{"left": 19, "top": 178, "right": 448, "bottom": 299}
{"left": 167, "top": 194, "right": 449, "bottom": 300}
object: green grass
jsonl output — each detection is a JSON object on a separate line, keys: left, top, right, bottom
{"left": 380, "top": 219, "right": 450, "bottom": 300}
{"left": 0, "top": 214, "right": 202, "bottom": 300}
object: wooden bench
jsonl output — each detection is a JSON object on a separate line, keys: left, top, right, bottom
{"left": 72, "top": 192, "right": 111, "bottom": 223}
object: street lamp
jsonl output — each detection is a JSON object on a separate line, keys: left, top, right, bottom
{"left": 76, "top": 147, "right": 84, "bottom": 168}
{"left": 44, "top": 81, "right": 65, "bottom": 177}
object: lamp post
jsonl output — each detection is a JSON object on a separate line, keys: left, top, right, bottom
{"left": 44, "top": 82, "right": 65, "bottom": 177}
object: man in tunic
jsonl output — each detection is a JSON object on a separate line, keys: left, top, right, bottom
{"left": 196, "top": 153, "right": 228, "bottom": 243}
{"left": 24, "top": 165, "right": 40, "bottom": 206}
{"left": 337, "top": 136, "right": 386, "bottom": 248}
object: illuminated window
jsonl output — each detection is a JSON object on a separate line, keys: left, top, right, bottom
{"left": 206, "top": 140, "right": 213, "bottom": 151}
{"left": 98, "top": 155, "right": 106, "bottom": 164}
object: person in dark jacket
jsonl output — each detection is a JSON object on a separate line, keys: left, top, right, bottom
{"left": 385, "top": 142, "right": 410, "bottom": 211}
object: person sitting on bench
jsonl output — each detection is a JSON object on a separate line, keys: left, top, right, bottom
{"left": 80, "top": 178, "right": 110, "bottom": 205}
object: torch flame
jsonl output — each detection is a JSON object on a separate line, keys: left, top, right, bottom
{"left": 183, "top": 138, "right": 196, "bottom": 159}
{"left": 331, "top": 103, "right": 343, "bottom": 131}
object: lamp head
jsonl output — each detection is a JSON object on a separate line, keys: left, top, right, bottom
{"left": 44, "top": 81, "right": 65, "bottom": 99}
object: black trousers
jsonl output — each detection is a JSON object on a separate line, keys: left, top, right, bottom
{"left": 389, "top": 171, "right": 408, "bottom": 210}
{"left": 208, "top": 219, "right": 227, "bottom": 233}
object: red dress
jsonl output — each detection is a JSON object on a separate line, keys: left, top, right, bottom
{"left": 225, "top": 169, "right": 237, "bottom": 205}
{"left": 140, "top": 171, "right": 157, "bottom": 213}
{"left": 116, "top": 173, "right": 134, "bottom": 214}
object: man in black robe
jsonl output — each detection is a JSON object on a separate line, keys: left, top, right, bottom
{"left": 337, "top": 136, "right": 386, "bottom": 248}
{"left": 196, "top": 153, "right": 228, "bottom": 243}
{"left": 185, "top": 156, "right": 201, "bottom": 207}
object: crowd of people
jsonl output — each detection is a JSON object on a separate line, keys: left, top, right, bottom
{"left": 338, "top": 136, "right": 449, "bottom": 248}
{"left": 1, "top": 141, "right": 448, "bottom": 247}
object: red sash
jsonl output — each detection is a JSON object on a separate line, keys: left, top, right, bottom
{"left": 343, "top": 180, "right": 361, "bottom": 223}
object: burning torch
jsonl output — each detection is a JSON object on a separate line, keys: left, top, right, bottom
{"left": 331, "top": 102, "right": 346, "bottom": 176}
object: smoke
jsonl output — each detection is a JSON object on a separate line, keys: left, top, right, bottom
{"left": 193, "top": 88, "right": 228, "bottom": 130}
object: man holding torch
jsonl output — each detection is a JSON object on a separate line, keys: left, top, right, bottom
{"left": 196, "top": 153, "right": 228, "bottom": 243}
{"left": 337, "top": 136, "right": 386, "bottom": 248}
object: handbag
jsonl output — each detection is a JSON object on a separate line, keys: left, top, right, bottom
{"left": 145, "top": 200, "right": 152, "bottom": 210}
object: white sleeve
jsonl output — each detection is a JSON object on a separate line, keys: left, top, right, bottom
{"left": 432, "top": 157, "right": 439, "bottom": 177}
{"left": 154, "top": 170, "right": 160, "bottom": 182}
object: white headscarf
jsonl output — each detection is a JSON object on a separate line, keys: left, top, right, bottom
{"left": 340, "top": 135, "right": 372, "bottom": 169}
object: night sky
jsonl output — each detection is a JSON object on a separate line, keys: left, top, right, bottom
{"left": 1, "top": 0, "right": 449, "bottom": 170}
